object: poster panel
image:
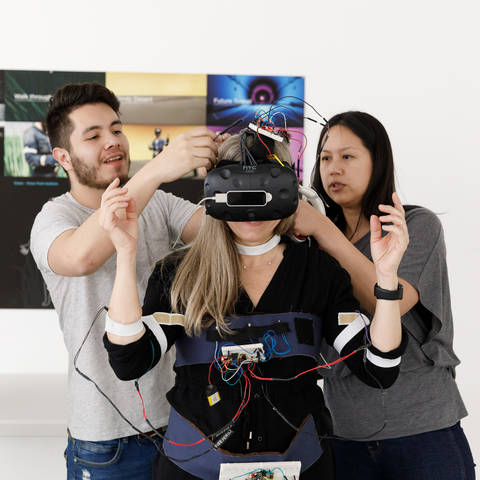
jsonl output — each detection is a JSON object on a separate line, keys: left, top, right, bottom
{"left": 106, "top": 73, "right": 207, "bottom": 125}
{"left": 0, "top": 71, "right": 304, "bottom": 308}
{"left": 207, "top": 74, "right": 304, "bottom": 126}
{"left": 0, "top": 177, "right": 68, "bottom": 308}
{"left": 207, "top": 75, "right": 305, "bottom": 178}
{"left": 4, "top": 70, "right": 105, "bottom": 122}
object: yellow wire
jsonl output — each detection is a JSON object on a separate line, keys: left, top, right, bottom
{"left": 267, "top": 154, "right": 284, "bottom": 167}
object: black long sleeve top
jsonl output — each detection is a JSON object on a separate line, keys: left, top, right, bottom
{"left": 104, "top": 239, "right": 407, "bottom": 478}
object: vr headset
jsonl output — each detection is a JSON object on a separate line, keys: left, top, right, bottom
{"left": 204, "top": 126, "right": 299, "bottom": 221}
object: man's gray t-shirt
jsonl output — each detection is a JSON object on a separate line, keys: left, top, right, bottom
{"left": 30, "top": 190, "right": 198, "bottom": 441}
{"left": 321, "top": 207, "right": 467, "bottom": 440}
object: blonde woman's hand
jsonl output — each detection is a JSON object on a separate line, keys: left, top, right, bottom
{"left": 99, "top": 178, "right": 138, "bottom": 255}
{"left": 370, "top": 192, "right": 409, "bottom": 282}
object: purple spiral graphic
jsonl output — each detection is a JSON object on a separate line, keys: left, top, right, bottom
{"left": 251, "top": 84, "right": 275, "bottom": 104}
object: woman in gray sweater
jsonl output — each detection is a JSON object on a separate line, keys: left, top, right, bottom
{"left": 292, "top": 111, "right": 475, "bottom": 480}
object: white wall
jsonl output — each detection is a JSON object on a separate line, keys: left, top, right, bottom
{"left": 1, "top": 0, "right": 479, "bottom": 459}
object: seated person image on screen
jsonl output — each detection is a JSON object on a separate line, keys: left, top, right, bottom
{"left": 102, "top": 129, "right": 409, "bottom": 480}
{"left": 23, "top": 122, "right": 58, "bottom": 177}
{"left": 149, "top": 128, "right": 169, "bottom": 158}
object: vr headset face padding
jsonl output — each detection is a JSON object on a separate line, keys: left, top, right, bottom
{"left": 204, "top": 162, "right": 299, "bottom": 221}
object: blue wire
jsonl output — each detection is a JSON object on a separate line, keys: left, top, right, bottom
{"left": 357, "top": 310, "right": 372, "bottom": 345}
{"left": 145, "top": 338, "right": 156, "bottom": 373}
{"left": 229, "top": 466, "right": 288, "bottom": 479}
{"left": 263, "top": 330, "right": 291, "bottom": 356}
{"left": 279, "top": 333, "right": 291, "bottom": 355}
{"left": 214, "top": 334, "right": 292, "bottom": 390}
{"left": 270, "top": 466, "right": 288, "bottom": 478}
{"left": 223, "top": 360, "right": 243, "bottom": 386}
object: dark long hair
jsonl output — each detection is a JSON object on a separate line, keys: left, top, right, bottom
{"left": 311, "top": 111, "right": 395, "bottom": 232}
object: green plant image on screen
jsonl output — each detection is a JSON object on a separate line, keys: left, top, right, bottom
{"left": 4, "top": 134, "right": 25, "bottom": 176}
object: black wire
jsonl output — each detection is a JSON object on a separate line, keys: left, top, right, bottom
{"left": 75, "top": 306, "right": 387, "bottom": 469}
{"left": 240, "top": 130, "right": 257, "bottom": 167}
{"left": 215, "top": 116, "right": 247, "bottom": 139}
{"left": 256, "top": 344, "right": 388, "bottom": 443}
{"left": 73, "top": 307, "right": 154, "bottom": 441}
{"left": 271, "top": 96, "right": 329, "bottom": 125}
{"left": 347, "top": 211, "right": 363, "bottom": 242}
{"left": 264, "top": 104, "right": 327, "bottom": 127}
{"left": 74, "top": 308, "right": 221, "bottom": 463}
{"left": 140, "top": 410, "right": 217, "bottom": 464}
{"left": 134, "top": 375, "right": 249, "bottom": 463}
{"left": 249, "top": 345, "right": 368, "bottom": 383}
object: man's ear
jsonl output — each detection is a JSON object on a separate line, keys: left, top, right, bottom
{"left": 53, "top": 147, "right": 72, "bottom": 173}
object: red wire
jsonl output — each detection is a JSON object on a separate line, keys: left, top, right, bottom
{"left": 167, "top": 438, "right": 206, "bottom": 447}
{"left": 293, "top": 349, "right": 357, "bottom": 378}
{"left": 257, "top": 112, "right": 276, "bottom": 131}
{"left": 255, "top": 112, "right": 308, "bottom": 166}
{"left": 286, "top": 128, "right": 308, "bottom": 161}
{"left": 232, "top": 374, "right": 247, "bottom": 422}
{"left": 137, "top": 384, "right": 147, "bottom": 419}
{"left": 208, "top": 356, "right": 224, "bottom": 385}
{"left": 232, "top": 372, "right": 251, "bottom": 422}
{"left": 138, "top": 344, "right": 360, "bottom": 449}
{"left": 278, "top": 128, "right": 302, "bottom": 146}
{"left": 255, "top": 118, "right": 272, "bottom": 156}
{"left": 247, "top": 349, "right": 360, "bottom": 382}
{"left": 137, "top": 381, "right": 206, "bottom": 447}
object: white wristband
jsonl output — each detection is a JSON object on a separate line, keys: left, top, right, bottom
{"left": 105, "top": 312, "right": 144, "bottom": 337}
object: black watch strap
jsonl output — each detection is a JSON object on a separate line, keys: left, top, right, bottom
{"left": 374, "top": 283, "right": 403, "bottom": 300}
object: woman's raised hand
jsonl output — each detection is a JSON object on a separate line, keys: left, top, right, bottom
{"left": 370, "top": 192, "right": 409, "bottom": 280}
{"left": 99, "top": 178, "right": 138, "bottom": 254}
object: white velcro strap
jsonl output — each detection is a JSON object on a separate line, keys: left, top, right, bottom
{"left": 333, "top": 313, "right": 370, "bottom": 354}
{"left": 366, "top": 349, "right": 401, "bottom": 368}
{"left": 142, "top": 315, "right": 168, "bottom": 357}
{"left": 105, "top": 312, "right": 144, "bottom": 337}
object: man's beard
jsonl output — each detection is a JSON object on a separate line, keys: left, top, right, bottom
{"left": 70, "top": 153, "right": 130, "bottom": 189}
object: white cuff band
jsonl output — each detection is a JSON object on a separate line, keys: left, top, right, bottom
{"left": 333, "top": 313, "right": 369, "bottom": 354}
{"left": 142, "top": 315, "right": 168, "bottom": 357}
{"left": 366, "top": 349, "right": 401, "bottom": 368}
{"left": 105, "top": 312, "right": 144, "bottom": 337}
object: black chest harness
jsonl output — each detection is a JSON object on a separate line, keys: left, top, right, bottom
{"left": 163, "top": 312, "right": 325, "bottom": 479}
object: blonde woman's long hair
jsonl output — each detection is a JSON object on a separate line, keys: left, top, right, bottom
{"left": 170, "top": 131, "right": 295, "bottom": 336}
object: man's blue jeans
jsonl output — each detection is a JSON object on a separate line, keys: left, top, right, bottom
{"left": 65, "top": 430, "right": 162, "bottom": 479}
{"left": 334, "top": 422, "right": 475, "bottom": 480}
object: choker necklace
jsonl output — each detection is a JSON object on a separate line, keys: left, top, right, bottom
{"left": 235, "top": 235, "right": 281, "bottom": 256}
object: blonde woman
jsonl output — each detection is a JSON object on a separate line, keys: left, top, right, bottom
{"left": 101, "top": 131, "right": 409, "bottom": 480}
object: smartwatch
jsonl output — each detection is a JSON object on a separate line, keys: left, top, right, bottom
{"left": 374, "top": 283, "right": 403, "bottom": 300}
